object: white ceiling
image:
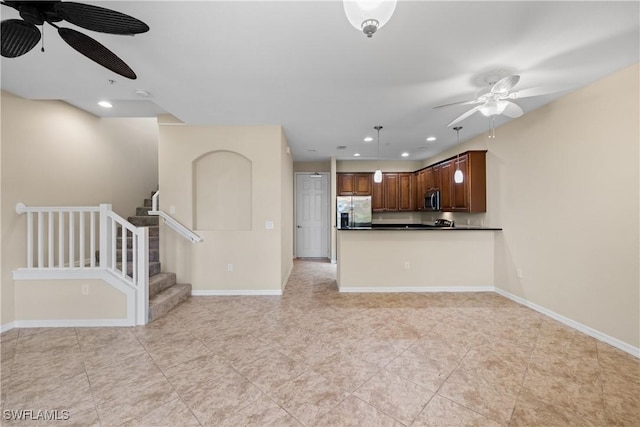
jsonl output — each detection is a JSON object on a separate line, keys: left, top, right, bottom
{"left": 2, "top": 1, "right": 638, "bottom": 162}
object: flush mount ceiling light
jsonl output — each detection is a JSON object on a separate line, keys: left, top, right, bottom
{"left": 343, "top": 0, "right": 397, "bottom": 38}
{"left": 98, "top": 100, "right": 112, "bottom": 108}
{"left": 453, "top": 126, "right": 464, "bottom": 184}
{"left": 373, "top": 125, "right": 383, "bottom": 183}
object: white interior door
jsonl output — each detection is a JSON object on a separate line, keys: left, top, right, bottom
{"left": 295, "top": 173, "right": 329, "bottom": 258}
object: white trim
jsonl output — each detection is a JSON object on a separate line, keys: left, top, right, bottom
{"left": 281, "top": 261, "right": 294, "bottom": 291}
{"left": 495, "top": 287, "right": 640, "bottom": 359}
{"left": 339, "top": 286, "right": 495, "bottom": 293}
{"left": 192, "top": 289, "right": 282, "bottom": 296}
{"left": 1, "top": 322, "right": 16, "bottom": 334}
{"left": 14, "top": 319, "right": 133, "bottom": 328}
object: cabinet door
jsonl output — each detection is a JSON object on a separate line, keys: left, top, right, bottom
{"left": 354, "top": 173, "right": 372, "bottom": 195}
{"left": 452, "top": 154, "right": 469, "bottom": 211}
{"left": 384, "top": 173, "right": 399, "bottom": 211}
{"left": 424, "top": 168, "right": 434, "bottom": 190}
{"left": 337, "top": 173, "right": 354, "bottom": 195}
{"left": 415, "top": 170, "right": 425, "bottom": 210}
{"left": 439, "top": 161, "right": 453, "bottom": 210}
{"left": 372, "top": 178, "right": 385, "bottom": 212}
{"left": 398, "top": 173, "right": 413, "bottom": 211}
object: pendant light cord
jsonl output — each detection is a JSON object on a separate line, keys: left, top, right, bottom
{"left": 375, "top": 125, "right": 382, "bottom": 169}
{"left": 453, "top": 126, "right": 462, "bottom": 169}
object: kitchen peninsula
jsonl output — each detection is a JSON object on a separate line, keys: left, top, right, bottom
{"left": 336, "top": 225, "right": 501, "bottom": 292}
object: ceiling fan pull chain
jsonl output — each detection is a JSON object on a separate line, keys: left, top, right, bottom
{"left": 41, "top": 24, "right": 45, "bottom": 53}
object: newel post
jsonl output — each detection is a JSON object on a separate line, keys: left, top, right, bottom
{"left": 99, "top": 204, "right": 111, "bottom": 269}
{"left": 136, "top": 226, "right": 149, "bottom": 325}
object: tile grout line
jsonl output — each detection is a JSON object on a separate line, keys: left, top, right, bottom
{"left": 73, "top": 327, "right": 104, "bottom": 427}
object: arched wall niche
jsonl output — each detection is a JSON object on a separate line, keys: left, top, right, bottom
{"left": 192, "top": 150, "right": 252, "bottom": 230}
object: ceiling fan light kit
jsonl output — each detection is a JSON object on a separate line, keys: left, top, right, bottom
{"left": 343, "top": 0, "right": 397, "bottom": 38}
{"left": 1, "top": 0, "right": 149, "bottom": 79}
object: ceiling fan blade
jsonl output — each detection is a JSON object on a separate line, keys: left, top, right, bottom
{"left": 502, "top": 101, "right": 523, "bottom": 118}
{"left": 1, "top": 19, "right": 40, "bottom": 58}
{"left": 491, "top": 75, "right": 520, "bottom": 94}
{"left": 54, "top": 2, "right": 149, "bottom": 35}
{"left": 447, "top": 105, "right": 483, "bottom": 127}
{"left": 509, "top": 86, "right": 567, "bottom": 99}
{"left": 433, "top": 98, "right": 480, "bottom": 109}
{"left": 57, "top": 27, "right": 137, "bottom": 79}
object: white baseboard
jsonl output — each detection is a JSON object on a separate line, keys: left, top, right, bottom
{"left": 494, "top": 288, "right": 640, "bottom": 359}
{"left": 339, "top": 286, "right": 495, "bottom": 293}
{"left": 192, "top": 289, "right": 282, "bottom": 296}
{"left": 1, "top": 321, "right": 16, "bottom": 334}
{"left": 10, "top": 318, "right": 134, "bottom": 328}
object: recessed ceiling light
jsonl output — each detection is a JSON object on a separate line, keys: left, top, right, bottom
{"left": 426, "top": 136, "right": 436, "bottom": 142}
{"left": 364, "top": 136, "right": 373, "bottom": 142}
{"left": 353, "top": 153, "right": 361, "bottom": 157}
{"left": 98, "top": 101, "right": 113, "bottom": 108}
{"left": 308, "top": 149, "right": 317, "bottom": 152}
{"left": 401, "top": 152, "right": 410, "bottom": 157}
{"left": 135, "top": 89, "right": 151, "bottom": 98}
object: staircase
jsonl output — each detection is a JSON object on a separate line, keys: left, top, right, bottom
{"left": 124, "top": 194, "right": 192, "bottom": 322}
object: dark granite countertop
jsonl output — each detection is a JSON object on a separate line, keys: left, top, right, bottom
{"left": 338, "top": 223, "right": 502, "bottom": 231}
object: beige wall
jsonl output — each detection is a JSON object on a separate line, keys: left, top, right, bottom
{"left": 337, "top": 230, "right": 495, "bottom": 290}
{"left": 423, "top": 65, "right": 640, "bottom": 349}
{"left": 337, "top": 159, "right": 422, "bottom": 173}
{"left": 1, "top": 91, "right": 159, "bottom": 326}
{"left": 293, "top": 161, "right": 330, "bottom": 173}
{"left": 158, "top": 124, "right": 290, "bottom": 293}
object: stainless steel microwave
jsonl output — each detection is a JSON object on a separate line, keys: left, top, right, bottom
{"left": 424, "top": 190, "right": 441, "bottom": 211}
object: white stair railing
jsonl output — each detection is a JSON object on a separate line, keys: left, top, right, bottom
{"left": 14, "top": 202, "right": 149, "bottom": 325}
{"left": 148, "top": 191, "right": 203, "bottom": 243}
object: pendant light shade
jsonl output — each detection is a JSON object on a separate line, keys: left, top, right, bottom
{"left": 453, "top": 126, "right": 464, "bottom": 184}
{"left": 374, "top": 125, "right": 383, "bottom": 183}
{"left": 343, "top": 0, "right": 397, "bottom": 38}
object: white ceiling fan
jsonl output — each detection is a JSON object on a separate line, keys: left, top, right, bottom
{"left": 434, "top": 74, "right": 564, "bottom": 136}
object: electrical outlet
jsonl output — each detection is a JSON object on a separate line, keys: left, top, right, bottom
{"left": 169, "top": 205, "right": 176, "bottom": 214}
{"left": 517, "top": 269, "right": 523, "bottom": 278}
{"left": 81, "top": 284, "right": 89, "bottom": 295}
{"left": 404, "top": 261, "right": 410, "bottom": 270}
{"left": 265, "top": 221, "right": 274, "bottom": 230}
{"left": 227, "top": 263, "right": 233, "bottom": 272}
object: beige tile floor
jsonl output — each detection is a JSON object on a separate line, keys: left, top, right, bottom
{"left": 1, "top": 259, "right": 638, "bottom": 426}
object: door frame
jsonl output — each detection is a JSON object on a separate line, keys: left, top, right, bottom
{"left": 294, "top": 172, "right": 330, "bottom": 259}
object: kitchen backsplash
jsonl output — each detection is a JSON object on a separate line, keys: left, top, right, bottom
{"left": 372, "top": 211, "right": 487, "bottom": 227}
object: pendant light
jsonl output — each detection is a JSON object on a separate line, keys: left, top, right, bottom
{"left": 453, "top": 126, "right": 464, "bottom": 184}
{"left": 373, "top": 125, "right": 383, "bottom": 183}
{"left": 343, "top": 0, "right": 397, "bottom": 38}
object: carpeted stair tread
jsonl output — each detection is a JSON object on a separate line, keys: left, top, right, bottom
{"left": 117, "top": 236, "right": 159, "bottom": 250}
{"left": 127, "top": 216, "right": 159, "bottom": 227}
{"left": 136, "top": 207, "right": 152, "bottom": 216}
{"left": 149, "top": 272, "right": 177, "bottom": 298}
{"left": 148, "top": 283, "right": 191, "bottom": 322}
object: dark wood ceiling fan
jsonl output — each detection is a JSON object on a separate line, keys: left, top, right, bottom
{"left": 1, "top": 1, "right": 149, "bottom": 79}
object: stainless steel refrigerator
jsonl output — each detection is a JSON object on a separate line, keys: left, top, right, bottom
{"left": 337, "top": 196, "right": 372, "bottom": 229}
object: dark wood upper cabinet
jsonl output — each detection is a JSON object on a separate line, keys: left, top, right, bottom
{"left": 337, "top": 173, "right": 372, "bottom": 195}
{"left": 439, "top": 151, "right": 486, "bottom": 213}
{"left": 398, "top": 173, "right": 413, "bottom": 211}
{"left": 338, "top": 150, "right": 486, "bottom": 213}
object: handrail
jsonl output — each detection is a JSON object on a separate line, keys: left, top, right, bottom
{"left": 148, "top": 191, "right": 203, "bottom": 244}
